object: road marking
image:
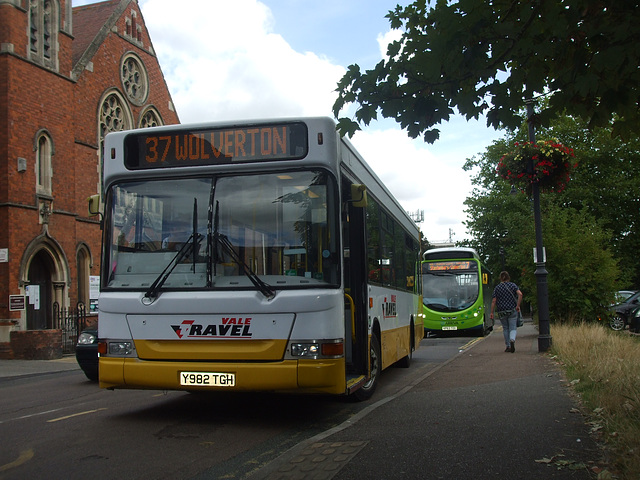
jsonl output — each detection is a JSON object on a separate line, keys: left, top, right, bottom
{"left": 0, "top": 449, "right": 34, "bottom": 472}
{"left": 46, "top": 408, "right": 107, "bottom": 423}
{"left": 0, "top": 408, "right": 66, "bottom": 424}
{"left": 459, "top": 337, "right": 483, "bottom": 351}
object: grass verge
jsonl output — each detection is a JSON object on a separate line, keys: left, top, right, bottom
{"left": 551, "top": 323, "right": 640, "bottom": 479}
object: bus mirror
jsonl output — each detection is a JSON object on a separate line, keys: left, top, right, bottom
{"left": 351, "top": 184, "right": 367, "bottom": 207}
{"left": 88, "top": 194, "right": 101, "bottom": 216}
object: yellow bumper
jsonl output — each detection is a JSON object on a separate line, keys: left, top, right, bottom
{"left": 99, "top": 357, "right": 346, "bottom": 395}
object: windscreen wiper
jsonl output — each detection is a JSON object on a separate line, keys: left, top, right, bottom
{"left": 212, "top": 201, "right": 275, "bottom": 300}
{"left": 145, "top": 198, "right": 201, "bottom": 300}
{"left": 215, "top": 232, "right": 276, "bottom": 300}
{"left": 144, "top": 232, "right": 202, "bottom": 300}
{"left": 206, "top": 182, "right": 215, "bottom": 287}
{"left": 425, "top": 303, "right": 449, "bottom": 310}
{"left": 192, "top": 198, "right": 198, "bottom": 272}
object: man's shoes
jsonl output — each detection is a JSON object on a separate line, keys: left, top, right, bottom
{"left": 505, "top": 346, "right": 511, "bottom": 352}
{"left": 510, "top": 340, "right": 515, "bottom": 353}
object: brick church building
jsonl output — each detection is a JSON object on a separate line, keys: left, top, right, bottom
{"left": 0, "top": 0, "right": 180, "bottom": 358}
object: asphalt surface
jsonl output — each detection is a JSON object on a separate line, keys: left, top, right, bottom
{"left": 0, "top": 321, "right": 603, "bottom": 479}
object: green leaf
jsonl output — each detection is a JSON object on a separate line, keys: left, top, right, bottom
{"left": 335, "top": 118, "right": 361, "bottom": 138}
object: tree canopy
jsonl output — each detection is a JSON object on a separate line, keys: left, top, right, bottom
{"left": 333, "top": 0, "right": 640, "bottom": 143}
{"left": 462, "top": 113, "right": 640, "bottom": 322}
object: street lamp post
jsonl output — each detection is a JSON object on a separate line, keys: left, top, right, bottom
{"left": 527, "top": 102, "right": 552, "bottom": 352}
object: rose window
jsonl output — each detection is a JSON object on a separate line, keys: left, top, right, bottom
{"left": 121, "top": 54, "right": 148, "bottom": 105}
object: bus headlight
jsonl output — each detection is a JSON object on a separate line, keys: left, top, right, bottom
{"left": 290, "top": 343, "right": 319, "bottom": 357}
{"left": 108, "top": 341, "right": 134, "bottom": 355}
{"left": 289, "top": 341, "right": 344, "bottom": 358}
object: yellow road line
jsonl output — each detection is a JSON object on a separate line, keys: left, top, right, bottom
{"left": 459, "top": 337, "right": 483, "bottom": 351}
{"left": 47, "top": 408, "right": 107, "bottom": 423}
{"left": 0, "top": 449, "right": 34, "bottom": 472}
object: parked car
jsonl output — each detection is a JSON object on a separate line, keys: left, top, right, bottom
{"left": 76, "top": 328, "right": 98, "bottom": 382}
{"left": 630, "top": 305, "right": 640, "bottom": 334}
{"left": 608, "top": 290, "right": 640, "bottom": 331}
{"left": 612, "top": 290, "right": 637, "bottom": 305}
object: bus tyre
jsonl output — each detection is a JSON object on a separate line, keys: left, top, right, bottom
{"left": 353, "top": 332, "right": 381, "bottom": 401}
{"left": 478, "top": 318, "right": 487, "bottom": 337}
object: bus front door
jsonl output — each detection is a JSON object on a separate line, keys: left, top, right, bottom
{"left": 342, "top": 180, "right": 369, "bottom": 391}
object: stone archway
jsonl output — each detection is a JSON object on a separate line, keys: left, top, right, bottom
{"left": 19, "top": 236, "right": 70, "bottom": 331}
{"left": 11, "top": 237, "right": 70, "bottom": 359}
{"left": 26, "top": 250, "right": 54, "bottom": 330}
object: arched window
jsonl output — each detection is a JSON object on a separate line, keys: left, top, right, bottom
{"left": 29, "top": 0, "right": 59, "bottom": 70}
{"left": 36, "top": 132, "right": 53, "bottom": 195}
{"left": 139, "top": 107, "right": 163, "bottom": 129}
{"left": 76, "top": 245, "right": 91, "bottom": 308}
{"left": 121, "top": 53, "right": 149, "bottom": 106}
{"left": 99, "top": 91, "right": 133, "bottom": 140}
{"left": 98, "top": 90, "right": 133, "bottom": 193}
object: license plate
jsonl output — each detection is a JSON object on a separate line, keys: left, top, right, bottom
{"left": 180, "top": 371, "right": 235, "bottom": 387}
{"left": 442, "top": 326, "right": 458, "bottom": 331}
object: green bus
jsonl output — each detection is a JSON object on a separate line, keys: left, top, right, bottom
{"left": 421, "top": 247, "right": 493, "bottom": 336}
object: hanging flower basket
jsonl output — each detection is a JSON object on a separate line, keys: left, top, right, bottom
{"left": 497, "top": 140, "right": 576, "bottom": 194}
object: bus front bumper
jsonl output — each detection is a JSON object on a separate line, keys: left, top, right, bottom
{"left": 99, "top": 357, "right": 346, "bottom": 395}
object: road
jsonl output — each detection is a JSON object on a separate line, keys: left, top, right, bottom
{"left": 0, "top": 333, "right": 478, "bottom": 480}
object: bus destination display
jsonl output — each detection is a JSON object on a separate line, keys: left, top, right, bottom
{"left": 124, "top": 122, "right": 308, "bottom": 169}
{"left": 423, "top": 261, "right": 474, "bottom": 272}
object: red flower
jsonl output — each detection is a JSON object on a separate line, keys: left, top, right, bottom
{"left": 496, "top": 140, "right": 576, "bottom": 194}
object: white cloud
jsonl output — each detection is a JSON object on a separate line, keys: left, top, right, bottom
{"left": 141, "top": 0, "right": 344, "bottom": 122}
{"left": 377, "top": 29, "right": 403, "bottom": 58}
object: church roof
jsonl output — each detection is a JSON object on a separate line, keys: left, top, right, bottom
{"left": 72, "top": 0, "right": 131, "bottom": 77}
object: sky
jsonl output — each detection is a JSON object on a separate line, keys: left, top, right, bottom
{"left": 75, "top": 0, "right": 504, "bottom": 243}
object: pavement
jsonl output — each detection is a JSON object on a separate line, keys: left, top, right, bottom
{"left": 249, "top": 320, "right": 604, "bottom": 480}
{"left": 0, "top": 321, "right": 604, "bottom": 479}
{"left": 0, "top": 354, "right": 79, "bottom": 380}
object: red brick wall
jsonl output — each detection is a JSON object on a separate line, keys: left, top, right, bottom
{"left": 10, "top": 330, "right": 63, "bottom": 360}
{"left": 0, "top": 343, "right": 13, "bottom": 360}
{"left": 0, "top": 3, "right": 28, "bottom": 58}
{"left": 0, "top": 0, "right": 180, "bottom": 323}
{"left": 0, "top": 50, "right": 8, "bottom": 320}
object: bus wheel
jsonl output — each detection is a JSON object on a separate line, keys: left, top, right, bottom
{"left": 478, "top": 318, "right": 489, "bottom": 337}
{"left": 353, "top": 332, "right": 381, "bottom": 401}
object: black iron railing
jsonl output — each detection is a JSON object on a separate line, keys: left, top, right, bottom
{"left": 53, "top": 302, "right": 88, "bottom": 354}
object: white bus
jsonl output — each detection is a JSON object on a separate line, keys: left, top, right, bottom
{"left": 96, "top": 117, "right": 422, "bottom": 400}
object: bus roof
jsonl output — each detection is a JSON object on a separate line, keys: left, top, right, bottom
{"left": 423, "top": 247, "right": 479, "bottom": 261}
